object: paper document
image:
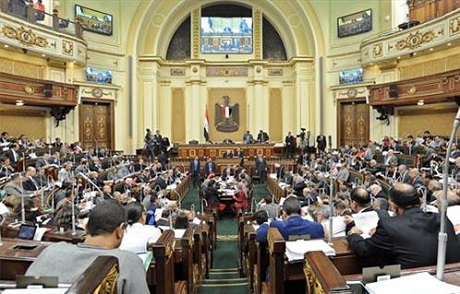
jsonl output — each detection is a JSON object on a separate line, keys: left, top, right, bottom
{"left": 365, "top": 272, "right": 460, "bottom": 294}
{"left": 285, "top": 239, "right": 336, "bottom": 262}
{"left": 447, "top": 205, "right": 460, "bottom": 225}
{"left": 352, "top": 211, "right": 379, "bottom": 239}
{"left": 332, "top": 216, "right": 346, "bottom": 237}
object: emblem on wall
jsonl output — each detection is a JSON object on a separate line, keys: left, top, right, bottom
{"left": 214, "top": 95, "right": 239, "bottom": 133}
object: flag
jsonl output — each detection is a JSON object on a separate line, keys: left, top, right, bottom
{"left": 204, "top": 106, "right": 209, "bottom": 142}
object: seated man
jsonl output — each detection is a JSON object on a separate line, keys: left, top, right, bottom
{"left": 26, "top": 200, "right": 149, "bottom": 293}
{"left": 347, "top": 183, "right": 460, "bottom": 269}
{"left": 270, "top": 196, "right": 324, "bottom": 240}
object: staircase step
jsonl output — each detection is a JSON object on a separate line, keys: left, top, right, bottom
{"left": 199, "top": 282, "right": 251, "bottom": 294}
{"left": 208, "top": 272, "right": 240, "bottom": 279}
{"left": 208, "top": 268, "right": 239, "bottom": 273}
{"left": 203, "top": 278, "right": 247, "bottom": 284}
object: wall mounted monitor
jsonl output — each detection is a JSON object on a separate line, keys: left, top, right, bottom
{"left": 86, "top": 67, "right": 113, "bottom": 84}
{"left": 200, "top": 17, "right": 253, "bottom": 54}
{"left": 339, "top": 68, "right": 364, "bottom": 85}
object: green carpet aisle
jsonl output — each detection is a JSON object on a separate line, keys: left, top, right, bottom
{"left": 181, "top": 183, "right": 267, "bottom": 294}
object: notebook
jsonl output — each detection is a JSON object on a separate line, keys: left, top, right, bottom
{"left": 17, "top": 224, "right": 37, "bottom": 240}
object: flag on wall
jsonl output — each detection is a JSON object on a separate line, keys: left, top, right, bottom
{"left": 204, "top": 106, "right": 209, "bottom": 142}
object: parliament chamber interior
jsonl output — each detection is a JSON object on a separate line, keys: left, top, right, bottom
{"left": 2, "top": 0, "right": 460, "bottom": 293}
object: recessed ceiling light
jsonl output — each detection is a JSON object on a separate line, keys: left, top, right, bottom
{"left": 448, "top": 43, "right": 452, "bottom": 46}
{"left": 4, "top": 44, "right": 8, "bottom": 48}
{"left": 417, "top": 100, "right": 424, "bottom": 106}
{"left": 429, "top": 48, "right": 434, "bottom": 51}
{"left": 41, "top": 54, "right": 46, "bottom": 57}
{"left": 16, "top": 100, "right": 24, "bottom": 106}
{"left": 397, "top": 56, "right": 401, "bottom": 59}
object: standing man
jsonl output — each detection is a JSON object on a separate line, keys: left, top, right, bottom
{"left": 144, "top": 129, "right": 154, "bottom": 159}
{"left": 254, "top": 155, "right": 267, "bottom": 183}
{"left": 189, "top": 156, "right": 200, "bottom": 187}
{"left": 316, "top": 133, "right": 327, "bottom": 154}
{"left": 243, "top": 131, "right": 254, "bottom": 144}
{"left": 285, "top": 131, "right": 295, "bottom": 158}
{"left": 153, "top": 130, "right": 162, "bottom": 157}
{"left": 204, "top": 157, "right": 217, "bottom": 178}
{"left": 257, "top": 130, "right": 269, "bottom": 143}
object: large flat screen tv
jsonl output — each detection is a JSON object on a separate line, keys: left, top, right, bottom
{"left": 339, "top": 68, "right": 364, "bottom": 85}
{"left": 86, "top": 67, "right": 112, "bottom": 84}
{"left": 201, "top": 17, "right": 253, "bottom": 54}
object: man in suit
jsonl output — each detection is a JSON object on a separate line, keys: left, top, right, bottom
{"left": 344, "top": 187, "right": 374, "bottom": 234}
{"left": 406, "top": 168, "right": 423, "bottom": 187}
{"left": 242, "top": 131, "right": 254, "bottom": 144}
{"left": 274, "top": 163, "right": 285, "bottom": 180}
{"left": 316, "top": 134, "right": 327, "bottom": 153}
{"left": 347, "top": 183, "right": 460, "bottom": 269}
{"left": 285, "top": 131, "right": 295, "bottom": 158}
{"left": 189, "top": 156, "right": 201, "bottom": 188}
{"left": 254, "top": 155, "right": 267, "bottom": 183}
{"left": 269, "top": 196, "right": 324, "bottom": 240}
{"left": 23, "top": 166, "right": 40, "bottom": 191}
{"left": 35, "top": 153, "right": 51, "bottom": 169}
{"left": 4, "top": 143, "right": 20, "bottom": 169}
{"left": 203, "top": 157, "right": 217, "bottom": 178}
{"left": 384, "top": 149, "right": 398, "bottom": 166}
{"left": 3, "top": 173, "right": 24, "bottom": 197}
{"left": 257, "top": 130, "right": 269, "bottom": 143}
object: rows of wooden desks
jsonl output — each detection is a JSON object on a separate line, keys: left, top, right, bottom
{"left": 240, "top": 222, "right": 460, "bottom": 294}
{"left": 0, "top": 211, "right": 217, "bottom": 294}
{"left": 238, "top": 216, "right": 361, "bottom": 294}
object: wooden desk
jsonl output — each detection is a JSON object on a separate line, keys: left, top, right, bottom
{"left": 178, "top": 143, "right": 275, "bottom": 158}
{"left": 0, "top": 239, "right": 49, "bottom": 280}
{"left": 1, "top": 224, "right": 85, "bottom": 244}
{"left": 165, "top": 176, "right": 191, "bottom": 201}
{"left": 266, "top": 176, "right": 289, "bottom": 203}
{"left": 259, "top": 228, "right": 359, "bottom": 294}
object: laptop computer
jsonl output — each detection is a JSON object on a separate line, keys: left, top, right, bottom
{"left": 17, "top": 224, "right": 37, "bottom": 240}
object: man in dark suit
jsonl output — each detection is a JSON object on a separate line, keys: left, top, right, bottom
{"left": 347, "top": 183, "right": 460, "bottom": 269}
{"left": 189, "top": 156, "right": 201, "bottom": 187}
{"left": 257, "top": 130, "right": 269, "bottom": 143}
{"left": 269, "top": 197, "right": 324, "bottom": 240}
{"left": 203, "top": 157, "right": 217, "bottom": 178}
{"left": 254, "top": 155, "right": 267, "bottom": 183}
{"left": 316, "top": 134, "right": 327, "bottom": 153}
{"left": 344, "top": 187, "right": 374, "bottom": 234}
{"left": 285, "top": 131, "right": 295, "bottom": 158}
{"left": 4, "top": 143, "right": 20, "bottom": 169}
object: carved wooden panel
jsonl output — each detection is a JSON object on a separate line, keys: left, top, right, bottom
{"left": 338, "top": 100, "right": 369, "bottom": 147}
{"left": 79, "top": 101, "right": 113, "bottom": 150}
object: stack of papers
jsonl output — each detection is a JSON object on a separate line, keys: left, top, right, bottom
{"left": 353, "top": 211, "right": 379, "bottom": 239}
{"left": 365, "top": 272, "right": 460, "bottom": 294}
{"left": 285, "top": 239, "right": 336, "bottom": 262}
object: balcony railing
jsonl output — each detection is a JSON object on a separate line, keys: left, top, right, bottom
{"left": 0, "top": 0, "right": 83, "bottom": 39}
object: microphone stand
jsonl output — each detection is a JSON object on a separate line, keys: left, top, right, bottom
{"left": 20, "top": 178, "right": 26, "bottom": 224}
{"left": 77, "top": 172, "right": 103, "bottom": 194}
{"left": 437, "top": 107, "right": 460, "bottom": 280}
{"left": 328, "top": 175, "right": 334, "bottom": 245}
{"left": 71, "top": 184, "right": 78, "bottom": 235}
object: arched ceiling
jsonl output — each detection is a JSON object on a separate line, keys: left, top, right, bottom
{"left": 128, "top": 0, "right": 325, "bottom": 59}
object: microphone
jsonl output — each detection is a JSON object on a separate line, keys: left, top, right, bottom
{"left": 77, "top": 172, "right": 102, "bottom": 194}
{"left": 437, "top": 106, "right": 460, "bottom": 280}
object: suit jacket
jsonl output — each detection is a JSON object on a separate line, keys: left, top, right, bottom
{"left": 255, "top": 157, "right": 267, "bottom": 173}
{"left": 270, "top": 215, "right": 324, "bottom": 240}
{"left": 347, "top": 207, "right": 460, "bottom": 269}
{"left": 316, "top": 136, "right": 327, "bottom": 150}
{"left": 204, "top": 161, "right": 217, "bottom": 175}
{"left": 257, "top": 132, "right": 269, "bottom": 143}
{"left": 384, "top": 155, "right": 398, "bottom": 166}
{"left": 189, "top": 159, "right": 201, "bottom": 175}
{"left": 4, "top": 149, "right": 18, "bottom": 165}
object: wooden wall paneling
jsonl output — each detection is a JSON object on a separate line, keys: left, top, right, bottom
{"left": 398, "top": 106, "right": 457, "bottom": 138}
{"left": 0, "top": 108, "right": 46, "bottom": 140}
{"left": 269, "top": 88, "right": 283, "bottom": 142}
{"left": 171, "top": 88, "right": 185, "bottom": 143}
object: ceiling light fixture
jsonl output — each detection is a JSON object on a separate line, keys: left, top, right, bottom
{"left": 417, "top": 100, "right": 424, "bottom": 106}
{"left": 16, "top": 100, "right": 24, "bottom": 106}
